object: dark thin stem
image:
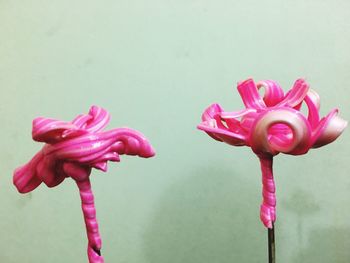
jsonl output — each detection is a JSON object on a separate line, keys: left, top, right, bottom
{"left": 268, "top": 223, "right": 276, "bottom": 263}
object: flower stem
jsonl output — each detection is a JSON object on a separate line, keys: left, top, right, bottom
{"left": 76, "top": 178, "right": 104, "bottom": 263}
{"left": 259, "top": 155, "right": 276, "bottom": 228}
{"left": 258, "top": 155, "right": 276, "bottom": 263}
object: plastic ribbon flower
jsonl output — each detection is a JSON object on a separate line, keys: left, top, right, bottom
{"left": 13, "top": 106, "right": 155, "bottom": 263}
{"left": 198, "top": 78, "right": 347, "bottom": 228}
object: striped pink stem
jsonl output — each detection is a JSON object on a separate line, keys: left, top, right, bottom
{"left": 76, "top": 179, "right": 104, "bottom": 263}
{"left": 259, "top": 155, "right": 276, "bottom": 229}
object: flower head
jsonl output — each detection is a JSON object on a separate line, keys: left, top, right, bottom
{"left": 198, "top": 78, "right": 347, "bottom": 228}
{"left": 14, "top": 106, "right": 155, "bottom": 193}
{"left": 198, "top": 79, "right": 347, "bottom": 156}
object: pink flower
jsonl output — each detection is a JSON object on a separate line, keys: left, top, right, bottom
{"left": 198, "top": 79, "right": 347, "bottom": 228}
{"left": 14, "top": 105, "right": 155, "bottom": 193}
{"left": 198, "top": 78, "right": 346, "bottom": 156}
{"left": 13, "top": 106, "right": 155, "bottom": 263}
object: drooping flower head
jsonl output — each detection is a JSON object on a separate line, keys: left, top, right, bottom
{"left": 14, "top": 105, "right": 155, "bottom": 193}
{"left": 198, "top": 79, "right": 347, "bottom": 228}
{"left": 13, "top": 106, "right": 155, "bottom": 263}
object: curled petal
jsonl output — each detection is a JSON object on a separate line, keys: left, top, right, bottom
{"left": 303, "top": 89, "right": 320, "bottom": 129}
{"left": 203, "top": 104, "right": 247, "bottom": 135}
{"left": 201, "top": 103, "right": 222, "bottom": 121}
{"left": 277, "top": 79, "right": 309, "bottom": 108}
{"left": 257, "top": 80, "right": 284, "bottom": 106}
{"left": 200, "top": 104, "right": 227, "bottom": 141}
{"left": 72, "top": 114, "right": 93, "bottom": 129}
{"left": 36, "top": 156, "right": 65, "bottom": 188}
{"left": 197, "top": 121, "right": 246, "bottom": 146}
{"left": 220, "top": 108, "right": 256, "bottom": 119}
{"left": 237, "top": 79, "right": 266, "bottom": 109}
{"left": 13, "top": 152, "right": 43, "bottom": 193}
{"left": 72, "top": 106, "right": 110, "bottom": 133}
{"left": 85, "top": 106, "right": 111, "bottom": 133}
{"left": 85, "top": 106, "right": 110, "bottom": 133}
{"left": 199, "top": 104, "right": 247, "bottom": 145}
{"left": 312, "top": 109, "right": 348, "bottom": 148}
{"left": 250, "top": 108, "right": 311, "bottom": 155}
{"left": 107, "top": 128, "right": 156, "bottom": 158}
{"left": 305, "top": 88, "right": 320, "bottom": 110}
{"left": 32, "top": 117, "right": 81, "bottom": 143}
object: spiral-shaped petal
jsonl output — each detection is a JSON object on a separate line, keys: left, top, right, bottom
{"left": 250, "top": 108, "right": 311, "bottom": 155}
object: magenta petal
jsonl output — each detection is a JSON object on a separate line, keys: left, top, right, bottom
{"left": 32, "top": 117, "right": 79, "bottom": 143}
{"left": 13, "top": 165, "right": 42, "bottom": 193}
{"left": 304, "top": 89, "right": 320, "bottom": 129}
{"left": 93, "top": 162, "right": 108, "bottom": 172}
{"left": 197, "top": 122, "right": 246, "bottom": 146}
{"left": 201, "top": 103, "right": 223, "bottom": 121}
{"left": 220, "top": 108, "right": 256, "bottom": 119}
{"left": 199, "top": 103, "right": 247, "bottom": 144}
{"left": 84, "top": 106, "right": 111, "bottom": 133}
{"left": 249, "top": 108, "right": 312, "bottom": 155}
{"left": 312, "top": 109, "right": 348, "bottom": 148}
{"left": 197, "top": 120, "right": 224, "bottom": 142}
{"left": 72, "top": 114, "right": 93, "bottom": 129}
{"left": 13, "top": 152, "right": 43, "bottom": 193}
{"left": 257, "top": 80, "right": 284, "bottom": 106}
{"left": 237, "top": 79, "right": 266, "bottom": 109}
{"left": 277, "top": 79, "right": 309, "bottom": 108}
{"left": 36, "top": 159, "right": 66, "bottom": 188}
{"left": 200, "top": 104, "right": 227, "bottom": 141}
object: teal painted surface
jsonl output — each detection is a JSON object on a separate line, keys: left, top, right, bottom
{"left": 1, "top": 1, "right": 350, "bottom": 262}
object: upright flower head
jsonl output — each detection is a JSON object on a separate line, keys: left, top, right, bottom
{"left": 198, "top": 79, "right": 347, "bottom": 228}
{"left": 198, "top": 78, "right": 347, "bottom": 157}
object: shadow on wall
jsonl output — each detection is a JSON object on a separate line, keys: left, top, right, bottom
{"left": 281, "top": 189, "right": 350, "bottom": 262}
{"left": 293, "top": 226, "right": 350, "bottom": 263}
{"left": 282, "top": 188, "right": 320, "bottom": 248}
{"left": 142, "top": 166, "right": 266, "bottom": 263}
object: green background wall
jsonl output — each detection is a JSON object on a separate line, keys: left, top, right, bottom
{"left": 1, "top": 1, "right": 350, "bottom": 262}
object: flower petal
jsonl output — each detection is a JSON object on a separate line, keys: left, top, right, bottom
{"left": 220, "top": 108, "right": 256, "bottom": 119}
{"left": 36, "top": 156, "right": 65, "bottom": 187}
{"left": 13, "top": 152, "right": 43, "bottom": 193}
{"left": 199, "top": 104, "right": 248, "bottom": 144}
{"left": 257, "top": 80, "right": 285, "bottom": 106}
{"left": 200, "top": 104, "right": 226, "bottom": 141}
{"left": 277, "top": 79, "right": 309, "bottom": 108}
{"left": 237, "top": 79, "right": 266, "bottom": 109}
{"left": 84, "top": 106, "right": 111, "bottom": 133}
{"left": 32, "top": 117, "right": 80, "bottom": 143}
{"left": 304, "top": 89, "right": 320, "bottom": 129}
{"left": 250, "top": 108, "right": 311, "bottom": 155}
{"left": 312, "top": 109, "right": 347, "bottom": 148}
{"left": 201, "top": 103, "right": 223, "bottom": 121}
{"left": 197, "top": 121, "right": 246, "bottom": 146}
